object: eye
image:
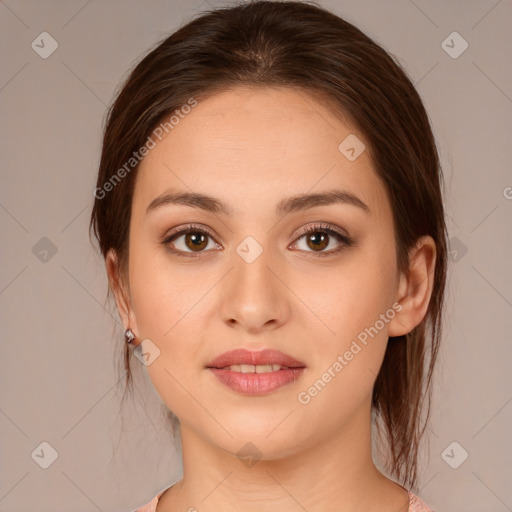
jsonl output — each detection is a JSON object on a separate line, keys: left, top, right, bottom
{"left": 161, "top": 224, "right": 219, "bottom": 258}
{"left": 291, "top": 223, "right": 354, "bottom": 256}
{"left": 161, "top": 222, "right": 354, "bottom": 259}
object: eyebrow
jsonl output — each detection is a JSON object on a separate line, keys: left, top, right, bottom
{"left": 146, "top": 189, "right": 370, "bottom": 216}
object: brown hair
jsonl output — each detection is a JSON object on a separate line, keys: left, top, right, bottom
{"left": 89, "top": 0, "right": 448, "bottom": 491}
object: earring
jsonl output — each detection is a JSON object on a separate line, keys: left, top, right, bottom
{"left": 125, "top": 328, "right": 136, "bottom": 344}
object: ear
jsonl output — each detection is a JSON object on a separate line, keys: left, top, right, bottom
{"left": 106, "top": 249, "right": 140, "bottom": 341}
{"left": 388, "top": 235, "right": 437, "bottom": 337}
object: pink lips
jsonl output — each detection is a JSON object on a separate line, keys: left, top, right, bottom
{"left": 206, "top": 348, "right": 306, "bottom": 395}
{"left": 207, "top": 348, "right": 306, "bottom": 369}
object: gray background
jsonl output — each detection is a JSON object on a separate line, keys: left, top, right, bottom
{"left": 1, "top": 0, "right": 511, "bottom": 511}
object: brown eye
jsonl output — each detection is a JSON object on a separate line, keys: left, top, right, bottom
{"left": 305, "top": 231, "right": 329, "bottom": 252}
{"left": 292, "top": 224, "right": 354, "bottom": 256}
{"left": 183, "top": 231, "right": 209, "bottom": 251}
{"left": 162, "top": 225, "right": 218, "bottom": 257}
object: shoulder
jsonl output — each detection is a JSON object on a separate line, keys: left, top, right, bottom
{"left": 133, "top": 489, "right": 434, "bottom": 511}
{"left": 132, "top": 492, "right": 161, "bottom": 512}
{"left": 133, "top": 482, "right": 177, "bottom": 512}
{"left": 408, "top": 491, "right": 435, "bottom": 512}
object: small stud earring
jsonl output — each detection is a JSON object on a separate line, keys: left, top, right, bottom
{"left": 125, "top": 328, "right": 136, "bottom": 344}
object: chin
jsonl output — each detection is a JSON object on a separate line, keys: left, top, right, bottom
{"left": 211, "top": 424, "right": 309, "bottom": 462}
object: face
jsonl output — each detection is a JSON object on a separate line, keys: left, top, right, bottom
{"left": 117, "top": 85, "right": 404, "bottom": 459}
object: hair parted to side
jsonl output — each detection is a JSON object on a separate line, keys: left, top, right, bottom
{"left": 89, "top": 0, "right": 448, "bottom": 491}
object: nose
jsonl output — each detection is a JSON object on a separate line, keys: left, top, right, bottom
{"left": 219, "top": 241, "right": 291, "bottom": 334}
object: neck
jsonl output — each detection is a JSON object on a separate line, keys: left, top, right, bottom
{"left": 158, "top": 401, "right": 409, "bottom": 512}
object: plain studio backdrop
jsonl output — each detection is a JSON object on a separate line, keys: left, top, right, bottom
{"left": 0, "top": 1, "right": 511, "bottom": 511}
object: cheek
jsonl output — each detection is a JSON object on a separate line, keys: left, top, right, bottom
{"left": 298, "top": 247, "right": 397, "bottom": 349}
{"left": 128, "top": 233, "right": 229, "bottom": 347}
{"left": 294, "top": 244, "right": 396, "bottom": 402}
{"left": 128, "top": 258, "right": 210, "bottom": 417}
{"left": 129, "top": 235, "right": 205, "bottom": 338}
{"left": 295, "top": 274, "right": 394, "bottom": 425}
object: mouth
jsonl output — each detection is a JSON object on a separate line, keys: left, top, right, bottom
{"left": 206, "top": 349, "right": 306, "bottom": 395}
{"left": 206, "top": 348, "right": 306, "bottom": 369}
{"left": 213, "top": 363, "right": 297, "bottom": 373}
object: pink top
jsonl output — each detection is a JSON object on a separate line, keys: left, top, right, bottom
{"left": 134, "top": 489, "right": 434, "bottom": 511}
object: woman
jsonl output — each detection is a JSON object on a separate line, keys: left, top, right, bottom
{"left": 89, "top": 1, "right": 448, "bottom": 510}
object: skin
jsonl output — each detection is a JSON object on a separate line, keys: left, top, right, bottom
{"left": 107, "top": 85, "right": 436, "bottom": 512}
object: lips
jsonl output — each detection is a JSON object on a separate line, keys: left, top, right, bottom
{"left": 206, "top": 348, "right": 306, "bottom": 369}
{"left": 206, "top": 349, "right": 306, "bottom": 395}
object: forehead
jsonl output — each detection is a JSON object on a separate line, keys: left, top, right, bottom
{"left": 132, "top": 86, "right": 389, "bottom": 220}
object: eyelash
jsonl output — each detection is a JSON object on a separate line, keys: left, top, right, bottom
{"left": 161, "top": 223, "right": 355, "bottom": 259}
